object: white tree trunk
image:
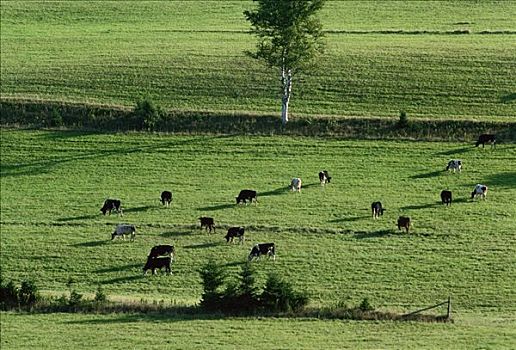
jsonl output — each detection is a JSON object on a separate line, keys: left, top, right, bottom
{"left": 281, "top": 67, "right": 292, "bottom": 125}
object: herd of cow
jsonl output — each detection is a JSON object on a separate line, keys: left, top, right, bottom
{"left": 102, "top": 133, "right": 496, "bottom": 275}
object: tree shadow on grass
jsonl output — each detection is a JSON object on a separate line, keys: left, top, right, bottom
{"left": 354, "top": 229, "right": 397, "bottom": 239}
{"left": 484, "top": 172, "right": 516, "bottom": 189}
{"left": 183, "top": 242, "right": 222, "bottom": 249}
{"left": 500, "top": 93, "right": 516, "bottom": 103}
{"left": 222, "top": 261, "right": 246, "bottom": 268}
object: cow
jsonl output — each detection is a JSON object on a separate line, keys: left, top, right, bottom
{"left": 290, "top": 178, "right": 302, "bottom": 192}
{"left": 143, "top": 256, "right": 171, "bottom": 275}
{"left": 236, "top": 190, "right": 257, "bottom": 205}
{"left": 319, "top": 170, "right": 332, "bottom": 185}
{"left": 441, "top": 190, "right": 452, "bottom": 206}
{"left": 248, "top": 243, "right": 275, "bottom": 261}
{"left": 371, "top": 201, "right": 386, "bottom": 219}
{"left": 471, "top": 184, "right": 488, "bottom": 200}
{"left": 446, "top": 160, "right": 462, "bottom": 173}
{"left": 475, "top": 134, "right": 496, "bottom": 148}
{"left": 397, "top": 216, "right": 411, "bottom": 233}
{"left": 199, "top": 217, "right": 215, "bottom": 233}
{"left": 160, "top": 191, "right": 172, "bottom": 206}
{"left": 111, "top": 224, "right": 136, "bottom": 241}
{"left": 101, "top": 199, "right": 122, "bottom": 216}
{"left": 148, "top": 245, "right": 175, "bottom": 259}
{"left": 225, "top": 227, "right": 245, "bottom": 244}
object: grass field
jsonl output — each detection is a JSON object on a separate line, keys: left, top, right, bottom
{"left": 1, "top": 129, "right": 515, "bottom": 348}
{"left": 1, "top": 1, "right": 515, "bottom": 120}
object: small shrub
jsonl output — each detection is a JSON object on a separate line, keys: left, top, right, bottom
{"left": 69, "top": 290, "right": 83, "bottom": 307}
{"left": 199, "top": 260, "right": 225, "bottom": 311}
{"left": 94, "top": 285, "right": 107, "bottom": 303}
{"left": 358, "top": 297, "right": 374, "bottom": 312}
{"left": 0, "top": 280, "right": 19, "bottom": 309}
{"left": 261, "top": 273, "right": 309, "bottom": 312}
{"left": 18, "top": 280, "right": 39, "bottom": 307}
{"left": 133, "top": 98, "right": 161, "bottom": 130}
{"left": 397, "top": 110, "right": 409, "bottom": 129}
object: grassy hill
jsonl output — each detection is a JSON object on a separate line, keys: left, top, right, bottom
{"left": 1, "top": 1, "right": 515, "bottom": 120}
{"left": 1, "top": 130, "right": 515, "bottom": 348}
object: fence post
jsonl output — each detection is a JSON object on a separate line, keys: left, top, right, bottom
{"left": 447, "top": 296, "right": 451, "bottom": 319}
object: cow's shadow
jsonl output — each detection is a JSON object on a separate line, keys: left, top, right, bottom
{"left": 100, "top": 275, "right": 145, "bottom": 285}
{"left": 161, "top": 231, "right": 192, "bottom": 237}
{"left": 354, "top": 229, "right": 397, "bottom": 239}
{"left": 400, "top": 202, "right": 440, "bottom": 210}
{"left": 197, "top": 203, "right": 235, "bottom": 211}
{"left": 71, "top": 240, "right": 109, "bottom": 248}
{"left": 183, "top": 242, "right": 221, "bottom": 249}
{"left": 124, "top": 205, "right": 155, "bottom": 214}
{"left": 410, "top": 170, "right": 443, "bottom": 179}
{"left": 329, "top": 215, "right": 370, "bottom": 223}
{"left": 260, "top": 186, "right": 289, "bottom": 197}
{"left": 435, "top": 147, "right": 472, "bottom": 156}
{"left": 57, "top": 213, "right": 99, "bottom": 222}
{"left": 94, "top": 263, "right": 142, "bottom": 274}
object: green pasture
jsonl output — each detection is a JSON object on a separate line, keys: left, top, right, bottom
{"left": 1, "top": 130, "right": 515, "bottom": 348}
{"left": 2, "top": 312, "right": 515, "bottom": 350}
{"left": 1, "top": 1, "right": 515, "bottom": 120}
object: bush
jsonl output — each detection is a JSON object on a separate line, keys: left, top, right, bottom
{"left": 0, "top": 280, "right": 19, "bottom": 310}
{"left": 94, "top": 285, "right": 107, "bottom": 303}
{"left": 358, "top": 297, "right": 374, "bottom": 312}
{"left": 396, "top": 110, "right": 409, "bottom": 129}
{"left": 133, "top": 98, "right": 161, "bottom": 130}
{"left": 199, "top": 260, "right": 225, "bottom": 311}
{"left": 18, "top": 280, "right": 39, "bottom": 307}
{"left": 261, "top": 273, "right": 309, "bottom": 312}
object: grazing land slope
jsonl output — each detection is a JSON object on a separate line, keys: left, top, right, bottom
{"left": 1, "top": 1, "right": 515, "bottom": 120}
{"left": 1, "top": 130, "right": 515, "bottom": 350}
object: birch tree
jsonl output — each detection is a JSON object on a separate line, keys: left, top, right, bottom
{"left": 244, "top": 0, "right": 325, "bottom": 125}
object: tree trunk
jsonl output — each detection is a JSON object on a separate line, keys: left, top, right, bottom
{"left": 281, "top": 67, "right": 292, "bottom": 125}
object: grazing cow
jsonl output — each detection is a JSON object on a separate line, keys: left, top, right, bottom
{"left": 225, "top": 227, "right": 245, "bottom": 244}
{"left": 441, "top": 190, "right": 452, "bottom": 206}
{"left": 475, "top": 134, "right": 496, "bottom": 148}
{"left": 397, "top": 216, "right": 411, "bottom": 233}
{"left": 471, "top": 184, "right": 488, "bottom": 200}
{"left": 148, "top": 245, "right": 175, "bottom": 259}
{"left": 143, "top": 256, "right": 171, "bottom": 275}
{"left": 199, "top": 217, "right": 215, "bottom": 233}
{"left": 248, "top": 243, "right": 275, "bottom": 261}
{"left": 319, "top": 170, "right": 332, "bottom": 185}
{"left": 290, "top": 178, "right": 302, "bottom": 192}
{"left": 446, "top": 160, "right": 462, "bottom": 173}
{"left": 371, "top": 201, "right": 386, "bottom": 219}
{"left": 101, "top": 199, "right": 122, "bottom": 216}
{"left": 111, "top": 224, "right": 136, "bottom": 241}
{"left": 236, "top": 190, "right": 258, "bottom": 205}
{"left": 160, "top": 191, "right": 172, "bottom": 206}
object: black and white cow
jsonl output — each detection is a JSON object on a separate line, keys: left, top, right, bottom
{"left": 471, "top": 184, "right": 488, "bottom": 200}
{"left": 441, "top": 190, "right": 452, "bottom": 206}
{"left": 143, "top": 256, "right": 171, "bottom": 275}
{"left": 225, "top": 227, "right": 245, "bottom": 244}
{"left": 148, "top": 245, "right": 175, "bottom": 259}
{"left": 475, "top": 134, "right": 496, "bottom": 148}
{"left": 397, "top": 216, "right": 411, "bottom": 233}
{"left": 446, "top": 160, "right": 462, "bottom": 173}
{"left": 371, "top": 201, "right": 386, "bottom": 219}
{"left": 248, "top": 243, "right": 275, "bottom": 261}
{"left": 236, "top": 190, "right": 257, "bottom": 205}
{"left": 111, "top": 224, "right": 136, "bottom": 241}
{"left": 199, "top": 217, "right": 215, "bottom": 233}
{"left": 290, "top": 178, "right": 302, "bottom": 192}
{"left": 319, "top": 170, "right": 332, "bottom": 185}
{"left": 101, "top": 199, "right": 122, "bottom": 216}
{"left": 160, "top": 191, "right": 172, "bottom": 206}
